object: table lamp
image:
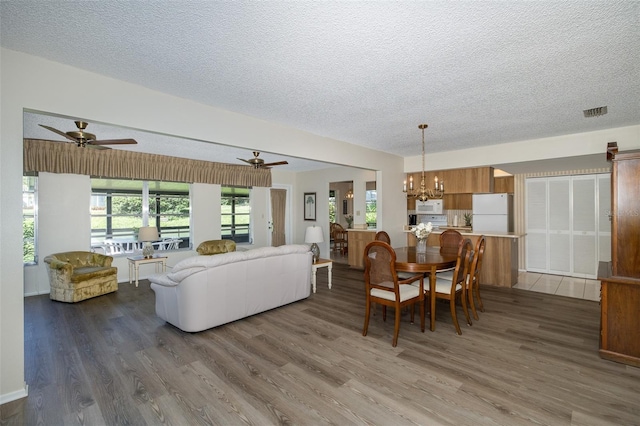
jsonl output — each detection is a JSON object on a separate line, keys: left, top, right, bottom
{"left": 138, "top": 226, "right": 159, "bottom": 258}
{"left": 305, "top": 225, "right": 324, "bottom": 263}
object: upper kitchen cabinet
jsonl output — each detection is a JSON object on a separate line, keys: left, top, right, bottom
{"left": 494, "top": 176, "right": 515, "bottom": 193}
{"left": 405, "top": 166, "right": 494, "bottom": 195}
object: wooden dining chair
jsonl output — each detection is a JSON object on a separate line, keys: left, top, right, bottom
{"left": 439, "top": 229, "right": 463, "bottom": 253}
{"left": 467, "top": 236, "right": 486, "bottom": 320}
{"left": 438, "top": 229, "right": 463, "bottom": 272}
{"left": 333, "top": 223, "right": 348, "bottom": 254}
{"left": 362, "top": 241, "right": 425, "bottom": 347}
{"left": 374, "top": 231, "right": 391, "bottom": 244}
{"left": 433, "top": 238, "right": 474, "bottom": 335}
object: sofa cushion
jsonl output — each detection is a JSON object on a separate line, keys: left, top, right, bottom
{"left": 153, "top": 244, "right": 311, "bottom": 285}
{"left": 71, "top": 266, "right": 118, "bottom": 283}
{"left": 196, "top": 239, "right": 236, "bottom": 255}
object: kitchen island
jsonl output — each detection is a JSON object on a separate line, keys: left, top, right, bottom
{"left": 405, "top": 228, "right": 522, "bottom": 287}
{"left": 346, "top": 229, "right": 377, "bottom": 269}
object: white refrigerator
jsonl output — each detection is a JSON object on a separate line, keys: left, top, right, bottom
{"left": 472, "top": 193, "right": 514, "bottom": 233}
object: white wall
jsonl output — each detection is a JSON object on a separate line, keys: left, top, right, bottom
{"left": 2, "top": 48, "right": 404, "bottom": 402}
{"left": 294, "top": 167, "right": 378, "bottom": 258}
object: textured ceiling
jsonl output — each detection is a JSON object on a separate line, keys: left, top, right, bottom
{"left": 3, "top": 1, "right": 640, "bottom": 171}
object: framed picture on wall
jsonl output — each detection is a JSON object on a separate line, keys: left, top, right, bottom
{"left": 304, "top": 192, "right": 316, "bottom": 221}
{"left": 343, "top": 199, "right": 348, "bottom": 215}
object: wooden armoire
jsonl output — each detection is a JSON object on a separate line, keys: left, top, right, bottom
{"left": 598, "top": 142, "right": 640, "bottom": 367}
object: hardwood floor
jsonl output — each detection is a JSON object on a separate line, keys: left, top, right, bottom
{"left": 3, "top": 263, "right": 640, "bottom": 425}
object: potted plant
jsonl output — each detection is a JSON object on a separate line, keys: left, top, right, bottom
{"left": 463, "top": 213, "right": 472, "bottom": 227}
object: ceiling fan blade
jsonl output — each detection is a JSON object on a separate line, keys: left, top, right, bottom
{"left": 237, "top": 157, "right": 254, "bottom": 165}
{"left": 262, "top": 161, "right": 289, "bottom": 167}
{"left": 86, "top": 144, "right": 111, "bottom": 150}
{"left": 89, "top": 139, "right": 138, "bottom": 145}
{"left": 39, "top": 124, "right": 78, "bottom": 142}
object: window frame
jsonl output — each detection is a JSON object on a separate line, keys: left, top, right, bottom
{"left": 221, "top": 186, "right": 252, "bottom": 244}
{"left": 23, "top": 175, "right": 38, "bottom": 265}
{"left": 90, "top": 178, "right": 191, "bottom": 252}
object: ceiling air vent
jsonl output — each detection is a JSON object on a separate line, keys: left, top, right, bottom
{"left": 583, "top": 106, "right": 608, "bottom": 118}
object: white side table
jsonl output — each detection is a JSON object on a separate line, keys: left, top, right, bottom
{"left": 311, "top": 258, "right": 333, "bottom": 293}
{"left": 127, "top": 255, "right": 168, "bottom": 287}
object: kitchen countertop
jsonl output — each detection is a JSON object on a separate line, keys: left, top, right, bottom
{"left": 403, "top": 226, "right": 523, "bottom": 239}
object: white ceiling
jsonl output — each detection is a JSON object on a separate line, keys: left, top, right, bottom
{"left": 3, "top": 1, "right": 640, "bottom": 172}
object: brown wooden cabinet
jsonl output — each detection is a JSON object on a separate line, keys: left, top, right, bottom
{"left": 598, "top": 144, "right": 640, "bottom": 367}
{"left": 406, "top": 166, "right": 493, "bottom": 196}
{"left": 347, "top": 230, "right": 377, "bottom": 269}
{"left": 494, "top": 176, "right": 514, "bottom": 193}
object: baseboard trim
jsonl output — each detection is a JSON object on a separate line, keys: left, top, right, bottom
{"left": 0, "top": 383, "right": 28, "bottom": 405}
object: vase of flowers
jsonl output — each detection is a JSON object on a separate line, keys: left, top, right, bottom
{"left": 412, "top": 222, "right": 432, "bottom": 253}
{"left": 345, "top": 214, "right": 354, "bottom": 229}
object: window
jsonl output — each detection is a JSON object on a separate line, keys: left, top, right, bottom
{"left": 23, "top": 175, "right": 38, "bottom": 264}
{"left": 221, "top": 187, "right": 251, "bottom": 243}
{"left": 91, "top": 179, "right": 190, "bottom": 250}
{"left": 366, "top": 186, "right": 377, "bottom": 229}
{"left": 329, "top": 189, "right": 336, "bottom": 223}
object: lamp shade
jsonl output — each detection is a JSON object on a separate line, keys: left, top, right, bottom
{"left": 138, "top": 226, "right": 159, "bottom": 242}
{"left": 304, "top": 226, "right": 324, "bottom": 244}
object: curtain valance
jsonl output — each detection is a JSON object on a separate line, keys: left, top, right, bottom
{"left": 23, "top": 139, "right": 272, "bottom": 187}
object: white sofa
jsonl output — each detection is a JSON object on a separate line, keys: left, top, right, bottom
{"left": 149, "top": 244, "right": 312, "bottom": 332}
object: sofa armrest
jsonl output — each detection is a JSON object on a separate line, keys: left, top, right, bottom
{"left": 91, "top": 253, "right": 113, "bottom": 267}
{"left": 44, "top": 257, "right": 73, "bottom": 274}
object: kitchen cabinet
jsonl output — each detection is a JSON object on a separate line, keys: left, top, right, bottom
{"left": 443, "top": 194, "right": 472, "bottom": 210}
{"left": 598, "top": 144, "right": 640, "bottom": 367}
{"left": 347, "top": 229, "right": 377, "bottom": 269}
{"left": 494, "top": 176, "right": 514, "bottom": 193}
{"left": 405, "top": 166, "right": 494, "bottom": 200}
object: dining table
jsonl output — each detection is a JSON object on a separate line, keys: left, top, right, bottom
{"left": 394, "top": 246, "right": 458, "bottom": 332}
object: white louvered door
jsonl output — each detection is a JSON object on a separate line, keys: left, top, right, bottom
{"left": 525, "top": 178, "right": 548, "bottom": 272}
{"left": 572, "top": 175, "right": 596, "bottom": 277}
{"left": 525, "top": 173, "right": 610, "bottom": 279}
{"left": 548, "top": 177, "right": 571, "bottom": 275}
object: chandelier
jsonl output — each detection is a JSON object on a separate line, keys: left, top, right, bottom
{"left": 344, "top": 188, "right": 354, "bottom": 199}
{"left": 403, "top": 124, "right": 444, "bottom": 202}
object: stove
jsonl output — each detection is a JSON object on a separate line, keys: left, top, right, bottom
{"left": 419, "top": 214, "right": 448, "bottom": 229}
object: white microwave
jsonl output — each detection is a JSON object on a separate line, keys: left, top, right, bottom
{"left": 416, "top": 200, "right": 443, "bottom": 214}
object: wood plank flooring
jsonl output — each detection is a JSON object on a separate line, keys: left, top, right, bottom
{"left": 2, "top": 263, "right": 640, "bottom": 425}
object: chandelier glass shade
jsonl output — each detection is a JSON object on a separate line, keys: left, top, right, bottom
{"left": 403, "top": 124, "right": 444, "bottom": 202}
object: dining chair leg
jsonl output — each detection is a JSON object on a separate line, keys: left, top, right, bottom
{"left": 468, "top": 286, "right": 479, "bottom": 321}
{"left": 392, "top": 306, "right": 402, "bottom": 347}
{"left": 362, "top": 299, "right": 371, "bottom": 337}
{"left": 475, "top": 285, "right": 485, "bottom": 312}
{"left": 382, "top": 305, "right": 387, "bottom": 322}
{"left": 450, "top": 299, "right": 462, "bottom": 335}
{"left": 461, "top": 291, "right": 472, "bottom": 327}
{"left": 419, "top": 299, "right": 425, "bottom": 332}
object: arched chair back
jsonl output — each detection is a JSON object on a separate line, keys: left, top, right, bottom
{"left": 362, "top": 241, "right": 425, "bottom": 347}
{"left": 375, "top": 231, "right": 391, "bottom": 244}
{"left": 439, "top": 229, "right": 463, "bottom": 253}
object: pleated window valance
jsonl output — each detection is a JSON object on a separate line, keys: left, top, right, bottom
{"left": 23, "top": 139, "right": 272, "bottom": 187}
